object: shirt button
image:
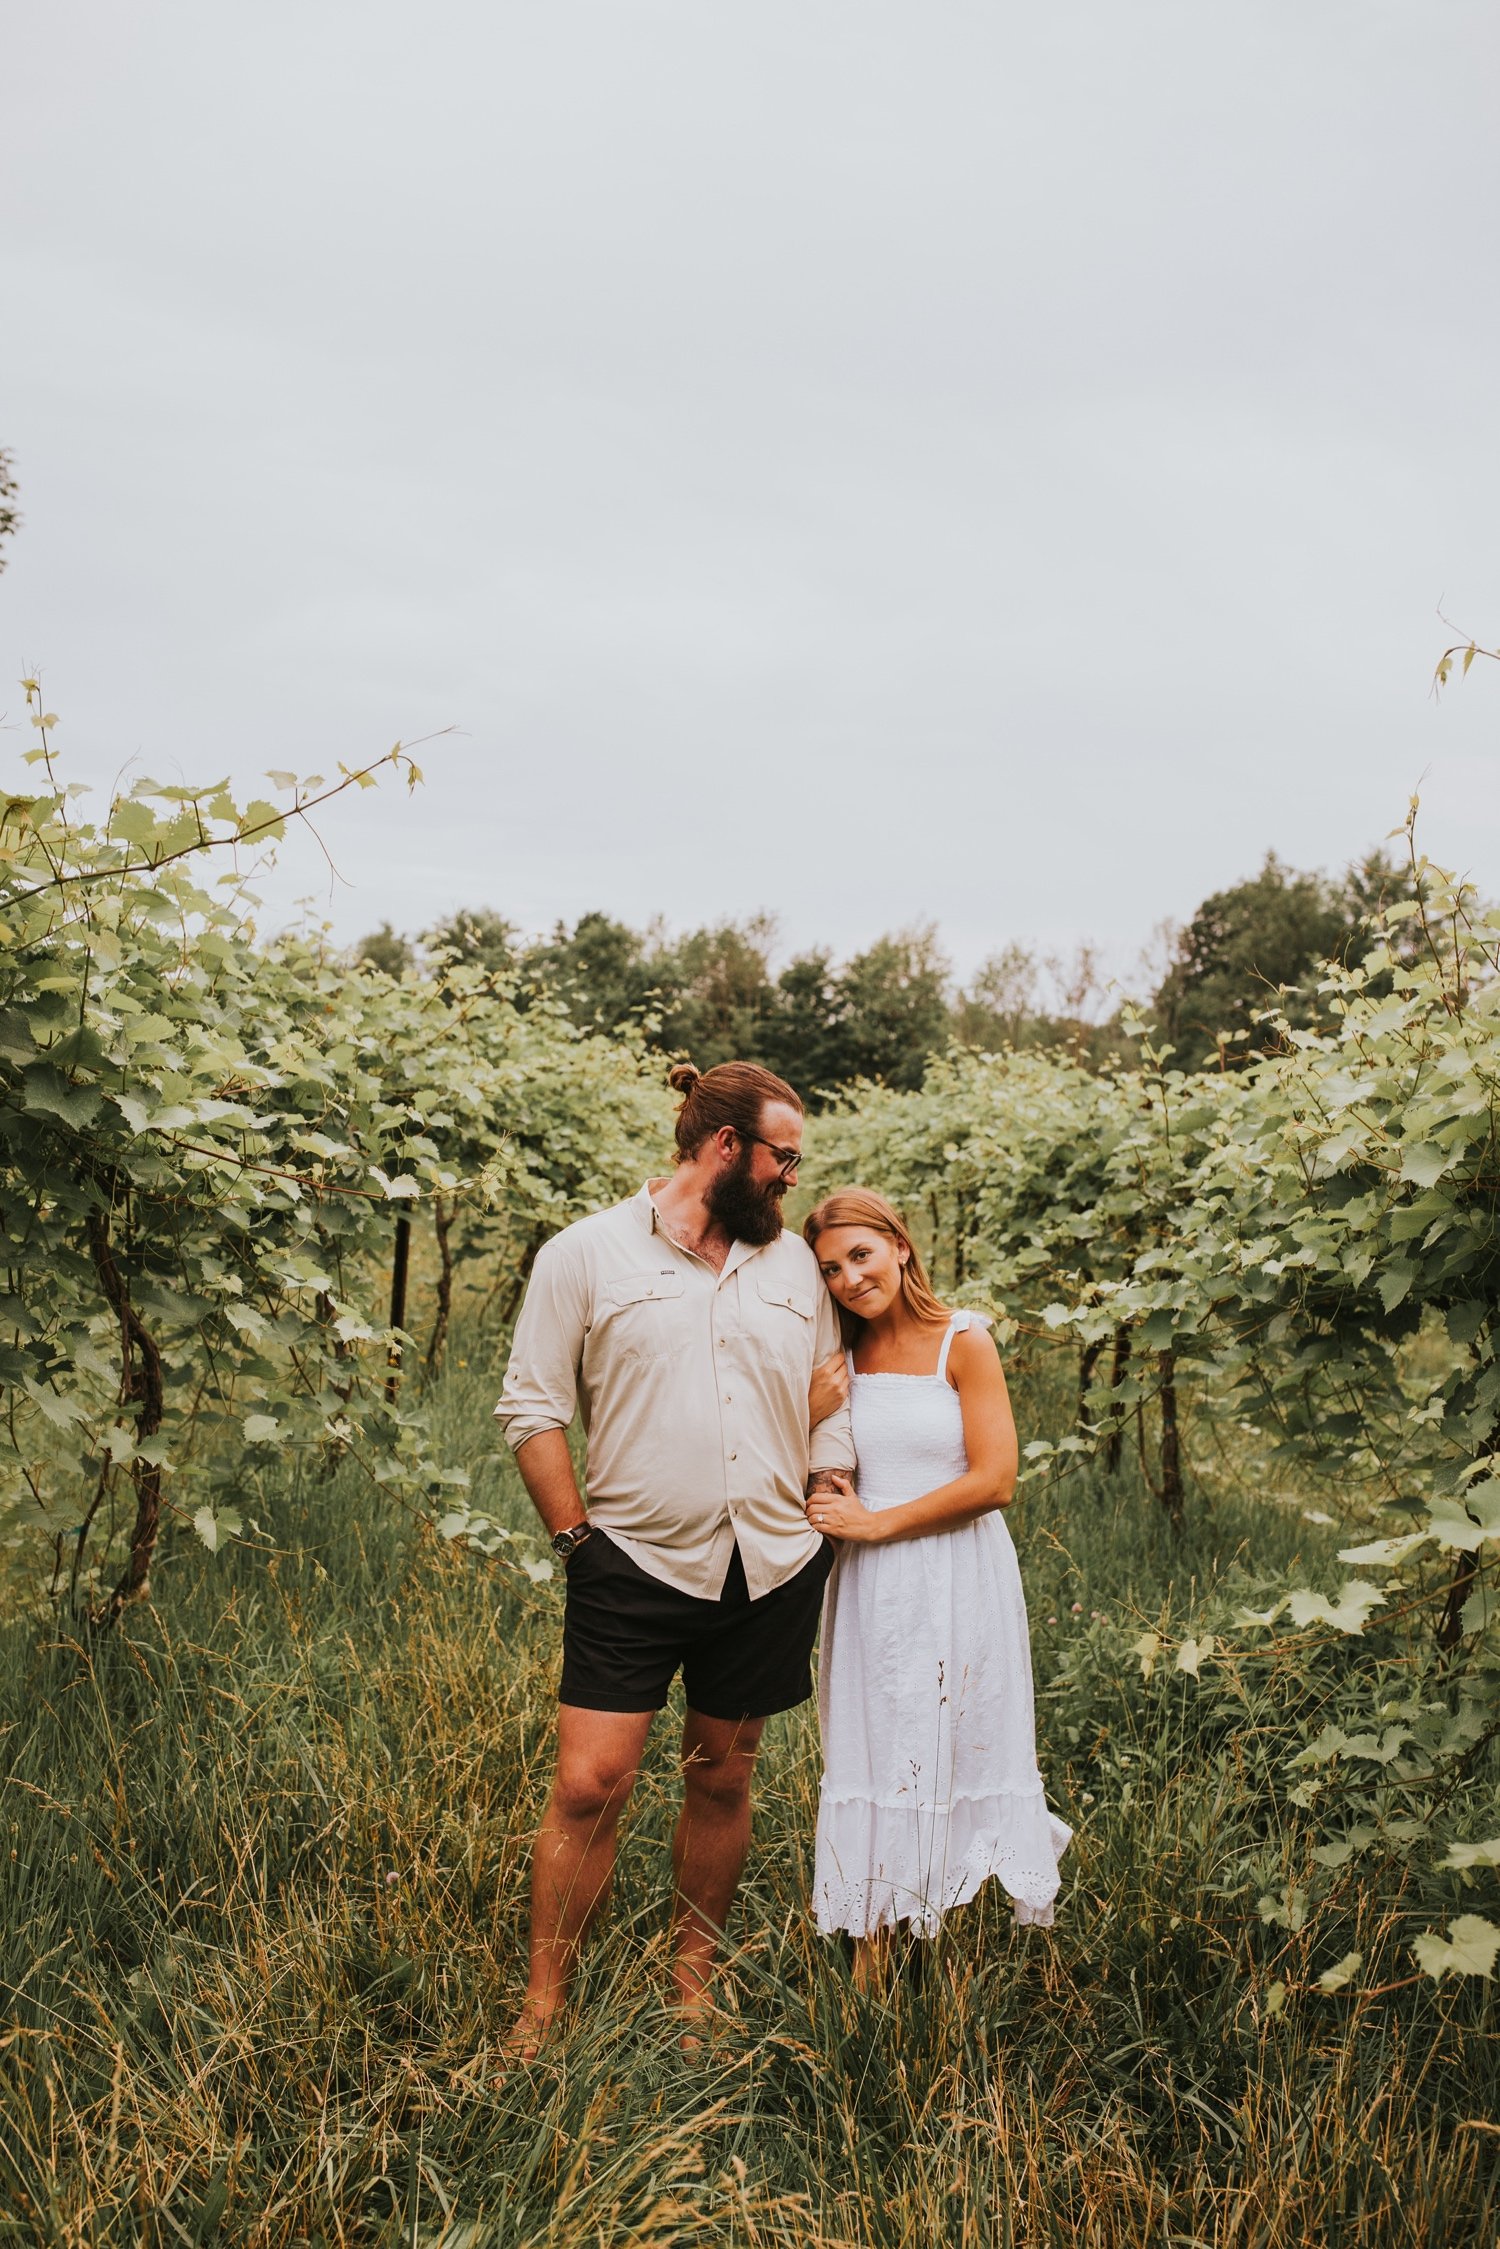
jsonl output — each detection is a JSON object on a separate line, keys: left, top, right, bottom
{"left": 729, "top": 1453, "right": 737, "bottom": 1463}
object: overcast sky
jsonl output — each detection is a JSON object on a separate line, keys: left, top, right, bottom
{"left": 4, "top": 1, "right": 1498, "bottom": 987}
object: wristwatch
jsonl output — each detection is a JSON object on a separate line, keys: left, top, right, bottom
{"left": 551, "top": 1522, "right": 593, "bottom": 1562}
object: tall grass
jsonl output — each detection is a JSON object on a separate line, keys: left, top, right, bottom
{"left": 1, "top": 1344, "right": 1496, "bottom": 2245}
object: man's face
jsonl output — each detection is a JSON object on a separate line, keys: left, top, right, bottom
{"left": 706, "top": 1099, "right": 804, "bottom": 1246}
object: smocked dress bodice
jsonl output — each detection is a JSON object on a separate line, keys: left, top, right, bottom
{"left": 846, "top": 1309, "right": 975, "bottom": 1509}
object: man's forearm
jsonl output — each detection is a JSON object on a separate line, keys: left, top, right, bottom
{"left": 514, "top": 1429, "right": 588, "bottom": 1537}
{"left": 807, "top": 1469, "right": 840, "bottom": 1496}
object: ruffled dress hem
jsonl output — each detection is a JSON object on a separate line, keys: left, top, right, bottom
{"left": 813, "top": 1790, "right": 1071, "bottom": 1939}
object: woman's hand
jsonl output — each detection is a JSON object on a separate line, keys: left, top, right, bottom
{"left": 808, "top": 1348, "right": 849, "bottom": 1428}
{"left": 805, "top": 1472, "right": 883, "bottom": 1544}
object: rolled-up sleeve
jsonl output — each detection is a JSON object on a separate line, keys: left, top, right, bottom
{"left": 807, "top": 1286, "right": 855, "bottom": 1475}
{"left": 494, "top": 1234, "right": 589, "bottom": 1455}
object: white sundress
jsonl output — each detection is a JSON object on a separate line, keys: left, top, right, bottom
{"left": 813, "top": 1311, "right": 1071, "bottom": 1937}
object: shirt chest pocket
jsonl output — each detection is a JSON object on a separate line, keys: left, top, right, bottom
{"left": 754, "top": 1272, "right": 816, "bottom": 1366}
{"left": 598, "top": 1268, "right": 687, "bottom": 1361}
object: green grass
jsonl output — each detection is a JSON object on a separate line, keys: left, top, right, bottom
{"left": 1, "top": 1340, "right": 1497, "bottom": 2245}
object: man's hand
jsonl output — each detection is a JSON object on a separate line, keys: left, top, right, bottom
{"left": 805, "top": 1471, "right": 881, "bottom": 1544}
{"left": 808, "top": 1349, "right": 849, "bottom": 1428}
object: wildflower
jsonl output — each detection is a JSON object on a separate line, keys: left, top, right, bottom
{"left": 1070, "top": 1602, "right": 1083, "bottom": 1614}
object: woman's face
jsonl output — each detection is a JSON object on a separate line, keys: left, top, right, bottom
{"left": 813, "top": 1225, "right": 908, "bottom": 1321}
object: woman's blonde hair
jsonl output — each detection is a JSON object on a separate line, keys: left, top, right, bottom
{"left": 803, "top": 1187, "right": 950, "bottom": 1345}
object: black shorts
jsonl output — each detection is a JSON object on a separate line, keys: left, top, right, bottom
{"left": 560, "top": 1530, "right": 835, "bottom": 1721}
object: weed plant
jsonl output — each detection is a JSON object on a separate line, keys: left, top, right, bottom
{"left": 1, "top": 1343, "right": 1497, "bottom": 2245}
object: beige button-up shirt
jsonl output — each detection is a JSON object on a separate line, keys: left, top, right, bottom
{"left": 495, "top": 1182, "right": 855, "bottom": 1599}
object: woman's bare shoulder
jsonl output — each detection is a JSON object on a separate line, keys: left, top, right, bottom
{"left": 947, "top": 1318, "right": 1002, "bottom": 1381}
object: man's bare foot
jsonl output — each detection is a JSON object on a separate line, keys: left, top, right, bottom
{"left": 674, "top": 2003, "right": 718, "bottom": 2057}
{"left": 672, "top": 1979, "right": 733, "bottom": 2056}
{"left": 496, "top": 1997, "right": 560, "bottom": 2071}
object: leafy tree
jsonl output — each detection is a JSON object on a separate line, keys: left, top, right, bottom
{"left": 523, "top": 911, "right": 658, "bottom": 1033}
{"left": 953, "top": 942, "right": 1043, "bottom": 1052}
{"left": 1155, "top": 849, "right": 1437, "bottom": 1067}
{"left": 760, "top": 950, "right": 849, "bottom": 1101}
{"left": 832, "top": 925, "right": 952, "bottom": 1090}
{"left": 1337, "top": 847, "right": 1428, "bottom": 972}
{"left": 954, "top": 940, "right": 1134, "bottom": 1069}
{"left": 1154, "top": 854, "right": 1349, "bottom": 1067}
{"left": 428, "top": 908, "right": 520, "bottom": 981}
{"left": 355, "top": 921, "right": 416, "bottom": 977}
{"left": 650, "top": 916, "right": 780, "bottom": 1069}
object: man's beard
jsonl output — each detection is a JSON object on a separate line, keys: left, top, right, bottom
{"left": 706, "top": 1150, "right": 786, "bottom": 1246}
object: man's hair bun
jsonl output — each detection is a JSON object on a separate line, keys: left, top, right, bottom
{"left": 664, "top": 1058, "right": 802, "bottom": 1162}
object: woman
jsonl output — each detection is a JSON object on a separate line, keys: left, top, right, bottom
{"left": 802, "top": 1188, "right": 1069, "bottom": 1976}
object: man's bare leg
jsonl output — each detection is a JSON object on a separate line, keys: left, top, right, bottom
{"left": 505, "top": 1704, "right": 656, "bottom": 2056}
{"left": 671, "top": 1708, "right": 767, "bottom": 2027}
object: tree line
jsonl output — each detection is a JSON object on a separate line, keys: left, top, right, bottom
{"left": 357, "top": 844, "right": 1428, "bottom": 1094}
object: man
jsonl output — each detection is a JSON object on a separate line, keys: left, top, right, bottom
{"left": 494, "top": 1058, "right": 854, "bottom": 2051}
